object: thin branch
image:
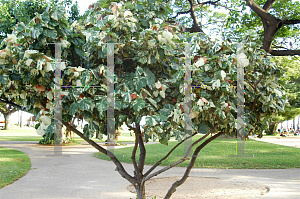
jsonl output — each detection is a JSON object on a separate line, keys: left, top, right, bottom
{"left": 63, "top": 121, "right": 136, "bottom": 185}
{"left": 254, "top": 73, "right": 265, "bottom": 88}
{"left": 164, "top": 130, "right": 224, "bottom": 199}
{"left": 143, "top": 132, "right": 197, "bottom": 178}
{"left": 0, "top": 99, "right": 25, "bottom": 111}
{"left": 193, "top": 0, "right": 220, "bottom": 9}
{"left": 245, "top": 75, "right": 256, "bottom": 91}
{"left": 170, "top": 9, "right": 191, "bottom": 19}
{"left": 144, "top": 124, "right": 219, "bottom": 183}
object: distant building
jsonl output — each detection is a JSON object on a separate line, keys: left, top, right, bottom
{"left": 27, "top": 116, "right": 38, "bottom": 127}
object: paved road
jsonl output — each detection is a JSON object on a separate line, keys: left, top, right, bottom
{"left": 0, "top": 141, "right": 299, "bottom": 199}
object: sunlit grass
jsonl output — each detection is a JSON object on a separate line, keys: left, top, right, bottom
{"left": 0, "top": 147, "right": 31, "bottom": 189}
{"left": 94, "top": 136, "right": 300, "bottom": 169}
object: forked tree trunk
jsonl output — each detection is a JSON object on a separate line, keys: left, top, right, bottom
{"left": 4, "top": 113, "right": 11, "bottom": 130}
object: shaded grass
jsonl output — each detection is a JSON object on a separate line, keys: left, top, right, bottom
{"left": 94, "top": 136, "right": 300, "bottom": 169}
{"left": 0, "top": 147, "right": 31, "bottom": 189}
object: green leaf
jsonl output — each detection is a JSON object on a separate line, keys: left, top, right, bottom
{"left": 191, "top": 43, "right": 200, "bottom": 53}
{"left": 135, "top": 67, "right": 144, "bottom": 76}
{"left": 43, "top": 28, "right": 57, "bottom": 39}
{"left": 147, "top": 98, "right": 157, "bottom": 108}
{"left": 0, "top": 75, "right": 8, "bottom": 85}
{"left": 97, "top": 20, "right": 107, "bottom": 29}
{"left": 153, "top": 114, "right": 168, "bottom": 123}
{"left": 45, "top": 122, "right": 55, "bottom": 141}
{"left": 125, "top": 2, "right": 135, "bottom": 9}
{"left": 145, "top": 116, "right": 157, "bottom": 126}
{"left": 174, "top": 129, "right": 185, "bottom": 142}
{"left": 41, "top": 12, "right": 50, "bottom": 23}
{"left": 80, "top": 71, "right": 91, "bottom": 86}
{"left": 122, "top": 92, "right": 131, "bottom": 103}
{"left": 96, "top": 98, "right": 107, "bottom": 114}
{"left": 159, "top": 137, "right": 168, "bottom": 145}
{"left": 32, "top": 24, "right": 43, "bottom": 39}
{"left": 198, "top": 123, "right": 210, "bottom": 134}
{"left": 75, "top": 48, "right": 84, "bottom": 57}
{"left": 118, "top": 115, "right": 127, "bottom": 123}
{"left": 83, "top": 124, "right": 92, "bottom": 139}
{"left": 50, "top": 6, "right": 65, "bottom": 20}
{"left": 34, "top": 123, "right": 40, "bottom": 130}
{"left": 144, "top": 68, "right": 155, "bottom": 89}
{"left": 136, "top": 4, "right": 144, "bottom": 10}
{"left": 16, "top": 22, "right": 26, "bottom": 32}
{"left": 171, "top": 59, "right": 180, "bottom": 70}
{"left": 79, "top": 98, "right": 92, "bottom": 110}
{"left": 138, "top": 56, "right": 147, "bottom": 64}
{"left": 132, "top": 99, "right": 145, "bottom": 112}
{"left": 218, "top": 110, "right": 226, "bottom": 120}
{"left": 159, "top": 104, "right": 174, "bottom": 117}
{"left": 9, "top": 74, "right": 21, "bottom": 81}
{"left": 115, "top": 99, "right": 122, "bottom": 110}
{"left": 134, "top": 77, "right": 147, "bottom": 92}
{"left": 82, "top": 111, "right": 93, "bottom": 121}
{"left": 70, "top": 102, "right": 79, "bottom": 115}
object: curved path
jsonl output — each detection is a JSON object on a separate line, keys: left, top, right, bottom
{"left": 0, "top": 141, "right": 299, "bottom": 199}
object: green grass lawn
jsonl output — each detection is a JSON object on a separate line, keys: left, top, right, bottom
{"left": 94, "top": 136, "right": 300, "bottom": 169}
{"left": 0, "top": 147, "right": 31, "bottom": 189}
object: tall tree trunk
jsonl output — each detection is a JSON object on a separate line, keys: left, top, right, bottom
{"left": 4, "top": 113, "right": 11, "bottom": 130}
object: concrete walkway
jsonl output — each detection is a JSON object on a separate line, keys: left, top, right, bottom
{"left": 0, "top": 141, "right": 299, "bottom": 199}
{"left": 250, "top": 137, "right": 300, "bottom": 148}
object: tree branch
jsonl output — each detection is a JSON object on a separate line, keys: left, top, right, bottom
{"left": 255, "top": 73, "right": 265, "bottom": 88}
{"left": 282, "top": 19, "right": 300, "bottom": 25}
{"left": 164, "top": 130, "right": 224, "bottom": 199}
{"left": 170, "top": 9, "right": 191, "bottom": 19}
{"left": 132, "top": 129, "right": 141, "bottom": 179}
{"left": 186, "top": 0, "right": 203, "bottom": 33}
{"left": 245, "top": 0, "right": 275, "bottom": 22}
{"left": 193, "top": 0, "right": 220, "bottom": 9}
{"left": 0, "top": 99, "right": 25, "bottom": 111}
{"left": 63, "top": 121, "right": 135, "bottom": 185}
{"left": 143, "top": 132, "right": 198, "bottom": 178}
{"left": 143, "top": 129, "right": 212, "bottom": 183}
{"left": 262, "top": 0, "right": 275, "bottom": 12}
{"left": 144, "top": 124, "right": 219, "bottom": 184}
{"left": 269, "top": 49, "right": 300, "bottom": 56}
{"left": 137, "top": 123, "right": 146, "bottom": 174}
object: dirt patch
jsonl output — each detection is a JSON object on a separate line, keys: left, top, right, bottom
{"left": 127, "top": 177, "right": 269, "bottom": 199}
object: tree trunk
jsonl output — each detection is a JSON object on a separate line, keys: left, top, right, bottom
{"left": 4, "top": 113, "right": 11, "bottom": 130}
{"left": 135, "top": 183, "right": 146, "bottom": 199}
{"left": 20, "top": 111, "right": 23, "bottom": 128}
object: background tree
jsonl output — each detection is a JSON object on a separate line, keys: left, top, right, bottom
{"left": 0, "top": 0, "right": 81, "bottom": 41}
{"left": 0, "top": 1, "right": 287, "bottom": 198}
{"left": 167, "top": 0, "right": 300, "bottom": 56}
{"left": 0, "top": 102, "right": 18, "bottom": 130}
{"left": 267, "top": 56, "right": 300, "bottom": 133}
